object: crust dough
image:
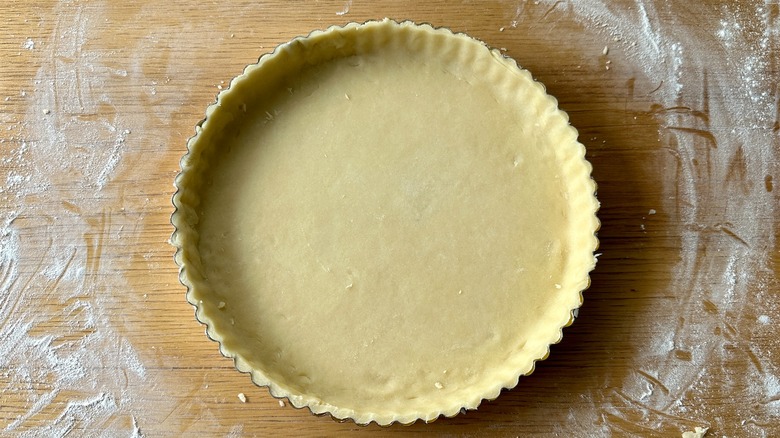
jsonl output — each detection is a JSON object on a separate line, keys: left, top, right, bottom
{"left": 172, "top": 19, "right": 599, "bottom": 425}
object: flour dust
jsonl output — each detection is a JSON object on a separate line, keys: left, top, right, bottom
{"left": 530, "top": 0, "right": 779, "bottom": 436}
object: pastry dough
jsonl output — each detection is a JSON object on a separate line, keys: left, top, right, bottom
{"left": 172, "top": 19, "right": 599, "bottom": 425}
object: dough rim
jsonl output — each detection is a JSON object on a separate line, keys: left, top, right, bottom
{"left": 170, "top": 18, "right": 600, "bottom": 426}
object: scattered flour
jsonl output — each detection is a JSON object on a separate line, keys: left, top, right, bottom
{"left": 534, "top": 0, "right": 779, "bottom": 436}
{"left": 0, "top": 1, "right": 183, "bottom": 435}
{"left": 226, "top": 424, "right": 244, "bottom": 437}
{"left": 682, "top": 426, "right": 709, "bottom": 438}
{"left": 131, "top": 416, "right": 145, "bottom": 438}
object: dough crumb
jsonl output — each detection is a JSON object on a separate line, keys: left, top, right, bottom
{"left": 345, "top": 93, "right": 350, "bottom": 100}
{"left": 335, "top": 0, "right": 351, "bottom": 16}
{"left": 218, "top": 301, "right": 226, "bottom": 309}
{"left": 238, "top": 393, "right": 247, "bottom": 403}
{"left": 278, "top": 399, "right": 285, "bottom": 407}
{"left": 499, "top": 27, "right": 505, "bottom": 32}
{"left": 43, "top": 109, "right": 51, "bottom": 115}
{"left": 554, "top": 284, "right": 562, "bottom": 289}
{"left": 681, "top": 426, "right": 708, "bottom": 438}
{"left": 602, "top": 45, "right": 609, "bottom": 55}
{"left": 434, "top": 382, "right": 444, "bottom": 389}
{"left": 649, "top": 209, "right": 657, "bottom": 215}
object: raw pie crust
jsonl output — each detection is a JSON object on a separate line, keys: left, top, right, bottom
{"left": 172, "top": 19, "right": 599, "bottom": 425}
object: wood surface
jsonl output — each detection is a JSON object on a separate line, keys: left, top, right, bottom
{"left": 1, "top": 1, "right": 778, "bottom": 436}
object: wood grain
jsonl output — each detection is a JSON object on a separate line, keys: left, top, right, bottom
{"left": 1, "top": 1, "right": 778, "bottom": 436}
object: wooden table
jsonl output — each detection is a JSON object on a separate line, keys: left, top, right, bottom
{"left": 2, "top": 1, "right": 778, "bottom": 436}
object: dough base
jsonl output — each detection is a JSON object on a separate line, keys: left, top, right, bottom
{"left": 172, "top": 20, "right": 599, "bottom": 425}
